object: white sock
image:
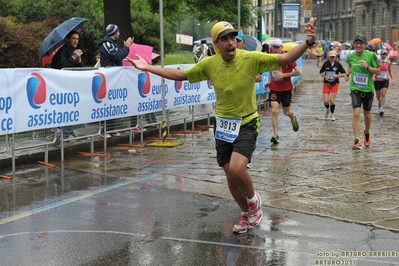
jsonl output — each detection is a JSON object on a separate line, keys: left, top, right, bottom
{"left": 247, "top": 193, "right": 258, "bottom": 203}
{"left": 241, "top": 211, "right": 248, "bottom": 217}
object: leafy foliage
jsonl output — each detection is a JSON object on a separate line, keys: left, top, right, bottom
{"left": 130, "top": 1, "right": 178, "bottom": 56}
{"left": 185, "top": 0, "right": 256, "bottom": 28}
{"left": 0, "top": 16, "right": 59, "bottom": 67}
{"left": 0, "top": 0, "right": 103, "bottom": 67}
{"left": 0, "top": 0, "right": 256, "bottom": 67}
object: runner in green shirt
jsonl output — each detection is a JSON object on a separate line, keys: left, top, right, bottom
{"left": 126, "top": 19, "right": 316, "bottom": 234}
{"left": 346, "top": 34, "right": 380, "bottom": 150}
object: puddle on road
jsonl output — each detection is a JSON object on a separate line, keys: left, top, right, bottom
{"left": 0, "top": 163, "right": 122, "bottom": 215}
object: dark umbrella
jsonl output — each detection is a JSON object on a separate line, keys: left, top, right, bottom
{"left": 39, "top": 17, "right": 87, "bottom": 66}
{"left": 242, "top": 34, "right": 262, "bottom": 51}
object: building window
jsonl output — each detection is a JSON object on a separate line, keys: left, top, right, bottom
{"left": 362, "top": 10, "right": 366, "bottom": 25}
{"left": 372, "top": 10, "right": 377, "bottom": 23}
{"left": 349, "top": 20, "right": 353, "bottom": 41}
{"left": 342, "top": 22, "right": 346, "bottom": 41}
{"left": 381, "top": 29, "right": 385, "bottom": 43}
{"left": 394, "top": 7, "right": 397, "bottom": 24}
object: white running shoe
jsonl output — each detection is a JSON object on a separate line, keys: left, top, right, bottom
{"left": 232, "top": 215, "right": 250, "bottom": 234}
{"left": 247, "top": 192, "right": 263, "bottom": 227}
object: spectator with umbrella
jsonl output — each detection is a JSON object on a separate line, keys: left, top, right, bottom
{"left": 39, "top": 17, "right": 87, "bottom": 140}
{"left": 39, "top": 17, "right": 87, "bottom": 67}
{"left": 50, "top": 30, "right": 84, "bottom": 139}
{"left": 51, "top": 30, "right": 83, "bottom": 69}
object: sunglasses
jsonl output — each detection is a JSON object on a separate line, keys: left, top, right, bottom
{"left": 272, "top": 46, "right": 281, "bottom": 49}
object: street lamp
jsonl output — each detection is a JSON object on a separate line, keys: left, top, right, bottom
{"left": 316, "top": 0, "right": 324, "bottom": 40}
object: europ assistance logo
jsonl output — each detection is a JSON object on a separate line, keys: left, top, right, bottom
{"left": 26, "top": 72, "right": 46, "bottom": 109}
{"left": 92, "top": 72, "right": 107, "bottom": 103}
{"left": 138, "top": 71, "right": 151, "bottom": 98}
{"left": 174, "top": 67, "right": 183, "bottom": 93}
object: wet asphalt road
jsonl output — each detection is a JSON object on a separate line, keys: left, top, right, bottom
{"left": 0, "top": 166, "right": 398, "bottom": 266}
{"left": 1, "top": 58, "right": 399, "bottom": 265}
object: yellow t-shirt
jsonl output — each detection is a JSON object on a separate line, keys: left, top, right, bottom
{"left": 184, "top": 49, "right": 279, "bottom": 125}
{"left": 315, "top": 46, "right": 323, "bottom": 56}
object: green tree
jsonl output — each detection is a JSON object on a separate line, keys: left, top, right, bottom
{"left": 148, "top": 0, "right": 256, "bottom": 29}
{"left": 0, "top": 16, "right": 59, "bottom": 67}
{"left": 0, "top": 0, "right": 257, "bottom": 67}
{"left": 103, "top": 0, "right": 132, "bottom": 48}
{"left": 0, "top": 0, "right": 103, "bottom": 66}
{"left": 130, "top": 1, "right": 177, "bottom": 55}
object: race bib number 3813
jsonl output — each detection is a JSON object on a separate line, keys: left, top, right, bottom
{"left": 215, "top": 116, "right": 242, "bottom": 143}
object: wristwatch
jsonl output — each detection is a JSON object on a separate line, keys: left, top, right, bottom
{"left": 306, "top": 39, "right": 315, "bottom": 46}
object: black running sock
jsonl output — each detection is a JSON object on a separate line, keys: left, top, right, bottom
{"left": 324, "top": 104, "right": 329, "bottom": 109}
{"left": 330, "top": 104, "right": 335, "bottom": 113}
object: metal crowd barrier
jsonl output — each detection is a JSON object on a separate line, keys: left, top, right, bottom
{"left": 0, "top": 104, "right": 218, "bottom": 173}
{"left": 0, "top": 77, "right": 304, "bottom": 173}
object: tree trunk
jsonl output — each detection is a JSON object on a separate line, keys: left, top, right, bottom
{"left": 103, "top": 0, "right": 132, "bottom": 47}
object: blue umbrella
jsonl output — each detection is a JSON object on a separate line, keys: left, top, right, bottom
{"left": 39, "top": 17, "right": 87, "bottom": 66}
{"left": 242, "top": 34, "right": 262, "bottom": 51}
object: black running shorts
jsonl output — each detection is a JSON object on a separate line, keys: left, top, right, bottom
{"left": 214, "top": 117, "right": 260, "bottom": 167}
{"left": 374, "top": 80, "right": 389, "bottom": 90}
{"left": 269, "top": 90, "right": 293, "bottom": 107}
{"left": 350, "top": 91, "right": 374, "bottom": 111}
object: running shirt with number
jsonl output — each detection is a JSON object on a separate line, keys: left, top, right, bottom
{"left": 320, "top": 60, "right": 346, "bottom": 85}
{"left": 184, "top": 49, "right": 280, "bottom": 125}
{"left": 347, "top": 50, "right": 379, "bottom": 92}
{"left": 270, "top": 62, "right": 296, "bottom": 92}
{"left": 374, "top": 59, "right": 389, "bottom": 81}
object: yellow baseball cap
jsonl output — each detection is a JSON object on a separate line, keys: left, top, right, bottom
{"left": 211, "top": 21, "right": 238, "bottom": 54}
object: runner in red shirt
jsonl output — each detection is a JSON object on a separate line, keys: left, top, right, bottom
{"left": 264, "top": 39, "right": 301, "bottom": 144}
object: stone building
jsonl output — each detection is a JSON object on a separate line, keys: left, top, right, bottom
{"left": 249, "top": 0, "right": 399, "bottom": 44}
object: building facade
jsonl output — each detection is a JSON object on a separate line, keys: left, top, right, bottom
{"left": 249, "top": 0, "right": 399, "bottom": 44}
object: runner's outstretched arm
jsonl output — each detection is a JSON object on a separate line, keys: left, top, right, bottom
{"left": 125, "top": 56, "right": 187, "bottom": 81}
